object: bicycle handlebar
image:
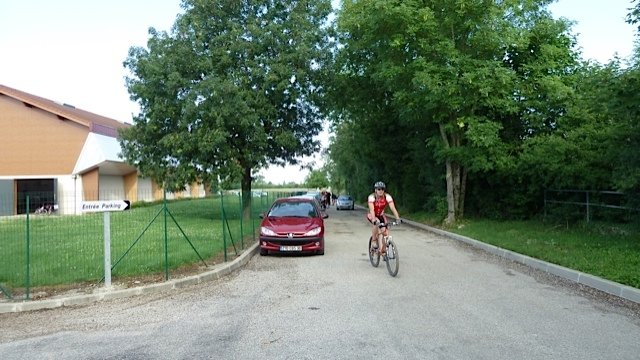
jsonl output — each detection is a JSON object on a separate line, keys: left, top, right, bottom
{"left": 376, "top": 220, "right": 401, "bottom": 228}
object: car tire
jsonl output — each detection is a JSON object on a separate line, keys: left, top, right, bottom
{"left": 317, "top": 249, "right": 325, "bottom": 255}
{"left": 259, "top": 248, "right": 268, "bottom": 256}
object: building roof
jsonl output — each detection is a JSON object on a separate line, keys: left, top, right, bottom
{"left": 0, "top": 83, "right": 129, "bottom": 137}
{"left": 0, "top": 84, "right": 137, "bottom": 176}
{"left": 74, "top": 132, "right": 138, "bottom": 176}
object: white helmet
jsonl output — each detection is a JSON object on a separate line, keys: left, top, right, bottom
{"left": 374, "top": 181, "right": 385, "bottom": 189}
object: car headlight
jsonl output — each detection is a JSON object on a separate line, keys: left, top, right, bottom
{"left": 304, "top": 227, "right": 321, "bottom": 236}
{"left": 261, "top": 227, "right": 277, "bottom": 236}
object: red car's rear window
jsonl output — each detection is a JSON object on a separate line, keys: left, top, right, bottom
{"left": 268, "top": 200, "right": 318, "bottom": 218}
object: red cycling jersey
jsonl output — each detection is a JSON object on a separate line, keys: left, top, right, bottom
{"left": 368, "top": 193, "right": 394, "bottom": 216}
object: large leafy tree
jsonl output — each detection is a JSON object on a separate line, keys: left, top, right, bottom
{"left": 120, "top": 0, "right": 334, "bottom": 215}
{"left": 616, "top": 2, "right": 640, "bottom": 206}
{"left": 610, "top": 66, "right": 640, "bottom": 204}
{"left": 626, "top": 0, "right": 640, "bottom": 32}
{"left": 509, "top": 4, "right": 640, "bottom": 214}
{"left": 331, "top": 0, "right": 575, "bottom": 224}
{"left": 305, "top": 168, "right": 329, "bottom": 189}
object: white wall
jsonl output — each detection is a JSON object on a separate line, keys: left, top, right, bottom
{"left": 137, "top": 177, "right": 154, "bottom": 202}
{"left": 56, "top": 175, "right": 82, "bottom": 215}
{"left": 99, "top": 175, "right": 125, "bottom": 200}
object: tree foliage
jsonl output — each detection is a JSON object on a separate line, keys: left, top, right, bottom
{"left": 117, "top": 0, "right": 640, "bottom": 223}
{"left": 626, "top": 0, "right": 640, "bottom": 32}
{"left": 305, "top": 168, "right": 329, "bottom": 189}
{"left": 120, "top": 0, "right": 334, "bottom": 213}
{"left": 328, "top": 0, "right": 577, "bottom": 223}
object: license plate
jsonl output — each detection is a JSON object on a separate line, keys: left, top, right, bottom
{"left": 280, "top": 245, "right": 302, "bottom": 251}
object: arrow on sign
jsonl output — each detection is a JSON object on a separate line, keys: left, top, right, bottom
{"left": 81, "top": 200, "right": 131, "bottom": 212}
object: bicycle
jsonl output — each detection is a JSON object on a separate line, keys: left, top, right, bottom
{"left": 35, "top": 203, "right": 56, "bottom": 215}
{"left": 368, "top": 221, "right": 400, "bottom": 277}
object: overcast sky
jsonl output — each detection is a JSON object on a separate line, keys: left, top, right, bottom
{"left": 1, "top": 0, "right": 637, "bottom": 184}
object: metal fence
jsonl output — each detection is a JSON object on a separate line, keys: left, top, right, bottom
{"left": 0, "top": 189, "right": 292, "bottom": 301}
{"left": 544, "top": 189, "right": 638, "bottom": 223}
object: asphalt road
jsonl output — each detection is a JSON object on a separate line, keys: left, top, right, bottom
{"left": 1, "top": 207, "right": 639, "bottom": 359}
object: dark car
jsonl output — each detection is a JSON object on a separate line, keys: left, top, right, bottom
{"left": 259, "top": 196, "right": 328, "bottom": 256}
{"left": 336, "top": 195, "right": 355, "bottom": 210}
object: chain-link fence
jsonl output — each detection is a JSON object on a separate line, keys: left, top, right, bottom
{"left": 0, "top": 189, "right": 291, "bottom": 301}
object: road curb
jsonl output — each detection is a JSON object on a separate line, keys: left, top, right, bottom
{"left": 399, "top": 217, "right": 640, "bottom": 305}
{"left": 4, "top": 213, "right": 638, "bottom": 312}
{"left": 0, "top": 242, "right": 259, "bottom": 313}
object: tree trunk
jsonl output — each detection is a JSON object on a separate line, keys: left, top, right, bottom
{"left": 441, "top": 123, "right": 456, "bottom": 224}
{"left": 444, "top": 159, "right": 456, "bottom": 224}
{"left": 440, "top": 123, "right": 467, "bottom": 225}
{"left": 241, "top": 165, "right": 252, "bottom": 221}
{"left": 458, "top": 167, "right": 467, "bottom": 219}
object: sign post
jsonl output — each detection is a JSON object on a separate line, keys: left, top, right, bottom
{"left": 81, "top": 200, "right": 130, "bottom": 288}
{"left": 103, "top": 211, "right": 111, "bottom": 287}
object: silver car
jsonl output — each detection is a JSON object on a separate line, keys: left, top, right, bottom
{"left": 336, "top": 195, "right": 355, "bottom": 210}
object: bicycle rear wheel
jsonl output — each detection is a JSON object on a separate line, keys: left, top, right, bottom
{"left": 385, "top": 238, "right": 399, "bottom": 277}
{"left": 368, "top": 236, "right": 380, "bottom": 267}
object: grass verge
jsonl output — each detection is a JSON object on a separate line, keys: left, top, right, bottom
{"left": 405, "top": 212, "right": 640, "bottom": 289}
{"left": 0, "top": 195, "right": 272, "bottom": 293}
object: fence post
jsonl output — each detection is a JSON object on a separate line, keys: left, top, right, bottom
{"left": 239, "top": 191, "right": 244, "bottom": 250}
{"left": 586, "top": 191, "right": 590, "bottom": 223}
{"left": 221, "top": 192, "right": 227, "bottom": 262}
{"left": 103, "top": 212, "right": 112, "bottom": 288}
{"left": 251, "top": 192, "right": 255, "bottom": 244}
{"left": 163, "top": 189, "right": 169, "bottom": 280}
{"left": 25, "top": 195, "right": 31, "bottom": 300}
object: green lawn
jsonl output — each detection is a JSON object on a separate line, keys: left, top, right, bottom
{"left": 3, "top": 196, "right": 637, "bottom": 296}
{"left": 0, "top": 195, "right": 270, "bottom": 292}
{"left": 406, "top": 212, "right": 640, "bottom": 289}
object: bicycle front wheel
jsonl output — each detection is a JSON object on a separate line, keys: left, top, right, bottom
{"left": 368, "top": 236, "right": 380, "bottom": 267}
{"left": 385, "top": 239, "right": 399, "bottom": 277}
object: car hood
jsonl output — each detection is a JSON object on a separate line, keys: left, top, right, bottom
{"left": 261, "top": 217, "right": 323, "bottom": 233}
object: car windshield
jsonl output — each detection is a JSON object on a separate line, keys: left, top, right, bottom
{"left": 338, "top": 196, "right": 352, "bottom": 201}
{"left": 268, "top": 201, "right": 317, "bottom": 218}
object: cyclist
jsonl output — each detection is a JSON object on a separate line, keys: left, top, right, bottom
{"left": 367, "top": 181, "right": 401, "bottom": 255}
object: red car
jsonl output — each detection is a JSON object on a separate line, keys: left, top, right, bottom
{"left": 259, "top": 196, "right": 328, "bottom": 256}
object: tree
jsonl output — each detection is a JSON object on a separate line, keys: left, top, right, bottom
{"left": 618, "top": 3, "right": 640, "bottom": 206}
{"left": 120, "top": 0, "right": 334, "bottom": 217}
{"left": 610, "top": 67, "right": 640, "bottom": 204}
{"left": 305, "top": 168, "right": 329, "bottom": 189}
{"left": 626, "top": 0, "right": 640, "bottom": 32}
{"left": 331, "top": 0, "right": 575, "bottom": 224}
